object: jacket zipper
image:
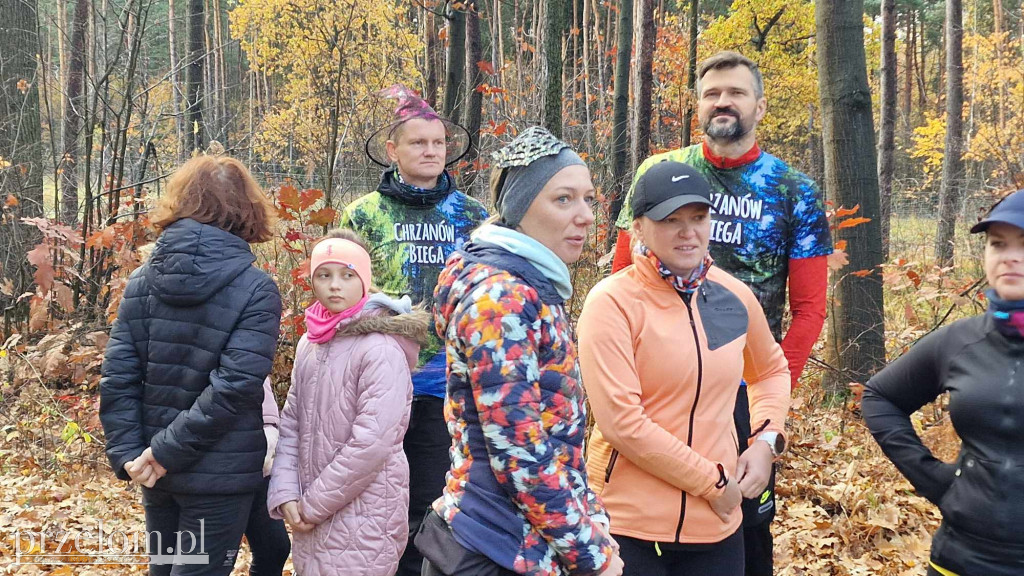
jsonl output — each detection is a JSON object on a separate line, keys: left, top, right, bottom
{"left": 605, "top": 448, "right": 619, "bottom": 482}
{"left": 675, "top": 295, "right": 704, "bottom": 543}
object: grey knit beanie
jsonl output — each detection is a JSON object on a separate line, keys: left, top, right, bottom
{"left": 491, "top": 127, "right": 585, "bottom": 228}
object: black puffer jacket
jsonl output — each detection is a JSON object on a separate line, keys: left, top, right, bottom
{"left": 864, "top": 312, "right": 1024, "bottom": 575}
{"left": 100, "top": 218, "right": 282, "bottom": 495}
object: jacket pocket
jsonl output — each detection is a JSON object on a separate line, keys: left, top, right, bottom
{"left": 940, "top": 453, "right": 1012, "bottom": 542}
{"left": 605, "top": 449, "right": 619, "bottom": 483}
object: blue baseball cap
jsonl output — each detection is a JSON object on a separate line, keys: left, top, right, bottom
{"left": 971, "top": 189, "right": 1024, "bottom": 234}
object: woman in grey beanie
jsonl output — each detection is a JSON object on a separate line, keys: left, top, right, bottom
{"left": 415, "top": 127, "right": 624, "bottom": 576}
{"left": 483, "top": 126, "right": 596, "bottom": 279}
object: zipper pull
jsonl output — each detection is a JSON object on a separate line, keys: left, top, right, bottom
{"left": 749, "top": 419, "right": 771, "bottom": 438}
{"left": 715, "top": 462, "right": 729, "bottom": 489}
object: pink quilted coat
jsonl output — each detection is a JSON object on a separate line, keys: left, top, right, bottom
{"left": 268, "top": 298, "right": 428, "bottom": 576}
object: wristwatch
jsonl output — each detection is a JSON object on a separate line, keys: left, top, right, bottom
{"left": 757, "top": 432, "right": 785, "bottom": 458}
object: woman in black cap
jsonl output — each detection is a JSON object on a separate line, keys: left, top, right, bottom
{"left": 864, "top": 189, "right": 1024, "bottom": 576}
{"left": 577, "top": 160, "right": 790, "bottom": 575}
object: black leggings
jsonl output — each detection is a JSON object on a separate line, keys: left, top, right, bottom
{"left": 617, "top": 530, "right": 745, "bottom": 576}
{"left": 141, "top": 488, "right": 253, "bottom": 576}
{"left": 398, "top": 397, "right": 452, "bottom": 576}
{"left": 244, "top": 477, "right": 290, "bottom": 576}
{"left": 734, "top": 386, "right": 776, "bottom": 576}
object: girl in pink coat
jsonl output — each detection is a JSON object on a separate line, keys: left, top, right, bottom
{"left": 268, "top": 230, "right": 429, "bottom": 576}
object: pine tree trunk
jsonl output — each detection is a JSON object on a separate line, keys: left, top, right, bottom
{"left": 57, "top": 0, "right": 68, "bottom": 122}
{"left": 464, "top": 0, "right": 484, "bottom": 188}
{"left": 878, "top": 0, "right": 896, "bottom": 261}
{"left": 212, "top": 0, "right": 227, "bottom": 146}
{"left": 168, "top": 0, "right": 185, "bottom": 161}
{"left": 59, "top": 0, "right": 88, "bottom": 226}
{"left": 202, "top": 0, "right": 213, "bottom": 142}
{"left": 592, "top": 0, "right": 607, "bottom": 115}
{"left": 442, "top": 2, "right": 466, "bottom": 123}
{"left": 934, "top": 0, "right": 964, "bottom": 268}
{"left": 606, "top": 0, "right": 632, "bottom": 246}
{"left": 0, "top": 0, "right": 44, "bottom": 215}
{"left": 917, "top": 13, "right": 927, "bottom": 113}
{"left": 631, "top": 0, "right": 654, "bottom": 167}
{"left": 543, "top": 0, "right": 567, "bottom": 137}
{"left": 681, "top": 0, "right": 698, "bottom": 147}
{"left": 604, "top": 0, "right": 615, "bottom": 94}
{"left": 582, "top": 0, "right": 594, "bottom": 146}
{"left": 0, "top": 0, "right": 45, "bottom": 327}
{"left": 493, "top": 0, "right": 504, "bottom": 96}
{"left": 186, "top": 0, "right": 205, "bottom": 154}
{"left": 424, "top": 4, "right": 439, "bottom": 109}
{"left": 993, "top": 0, "right": 1005, "bottom": 128}
{"left": 902, "top": 11, "right": 913, "bottom": 136}
{"left": 816, "top": 0, "right": 886, "bottom": 389}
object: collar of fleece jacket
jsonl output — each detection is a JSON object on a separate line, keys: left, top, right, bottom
{"left": 429, "top": 249, "right": 615, "bottom": 576}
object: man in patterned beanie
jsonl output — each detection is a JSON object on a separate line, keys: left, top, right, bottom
{"left": 341, "top": 85, "right": 489, "bottom": 576}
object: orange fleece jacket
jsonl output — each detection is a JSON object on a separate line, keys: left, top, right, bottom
{"left": 611, "top": 228, "right": 827, "bottom": 388}
{"left": 579, "top": 253, "right": 790, "bottom": 544}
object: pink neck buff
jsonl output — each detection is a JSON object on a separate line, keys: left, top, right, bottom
{"left": 304, "top": 238, "right": 373, "bottom": 344}
{"left": 304, "top": 297, "right": 369, "bottom": 343}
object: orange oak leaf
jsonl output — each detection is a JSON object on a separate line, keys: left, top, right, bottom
{"left": 26, "top": 243, "right": 54, "bottom": 294}
{"left": 838, "top": 217, "right": 872, "bottom": 229}
{"left": 834, "top": 204, "right": 861, "bottom": 218}
{"left": 308, "top": 207, "right": 338, "bottom": 228}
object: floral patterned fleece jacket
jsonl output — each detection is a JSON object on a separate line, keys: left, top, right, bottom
{"left": 431, "top": 242, "right": 615, "bottom": 576}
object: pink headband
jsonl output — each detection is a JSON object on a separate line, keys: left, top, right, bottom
{"left": 309, "top": 239, "right": 372, "bottom": 295}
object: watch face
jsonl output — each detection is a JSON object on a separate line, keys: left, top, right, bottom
{"left": 773, "top": 435, "right": 785, "bottom": 456}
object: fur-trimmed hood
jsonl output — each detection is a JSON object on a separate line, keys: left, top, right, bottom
{"left": 334, "top": 293, "right": 430, "bottom": 370}
{"left": 336, "top": 309, "right": 431, "bottom": 345}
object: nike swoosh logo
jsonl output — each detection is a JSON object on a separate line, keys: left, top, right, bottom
{"left": 672, "top": 175, "right": 690, "bottom": 182}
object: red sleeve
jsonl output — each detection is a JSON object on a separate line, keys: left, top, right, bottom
{"left": 611, "top": 229, "right": 633, "bottom": 273}
{"left": 782, "top": 255, "right": 828, "bottom": 389}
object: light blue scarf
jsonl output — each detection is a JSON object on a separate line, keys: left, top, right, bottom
{"left": 472, "top": 224, "right": 574, "bottom": 301}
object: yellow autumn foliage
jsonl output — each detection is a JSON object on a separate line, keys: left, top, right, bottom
{"left": 659, "top": 0, "right": 880, "bottom": 165}
{"left": 909, "top": 31, "right": 1024, "bottom": 191}
{"left": 961, "top": 31, "right": 1024, "bottom": 187}
{"left": 910, "top": 114, "right": 946, "bottom": 189}
{"left": 230, "top": 0, "right": 423, "bottom": 168}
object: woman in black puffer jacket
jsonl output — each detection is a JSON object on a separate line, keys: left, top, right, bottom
{"left": 100, "top": 155, "right": 282, "bottom": 576}
{"left": 864, "top": 188, "right": 1024, "bottom": 576}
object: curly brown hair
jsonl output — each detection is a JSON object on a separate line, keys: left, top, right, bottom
{"left": 150, "top": 156, "right": 278, "bottom": 243}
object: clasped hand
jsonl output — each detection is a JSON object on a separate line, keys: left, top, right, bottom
{"left": 281, "top": 501, "right": 316, "bottom": 533}
{"left": 123, "top": 447, "right": 167, "bottom": 488}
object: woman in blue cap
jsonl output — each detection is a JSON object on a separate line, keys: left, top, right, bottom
{"left": 863, "top": 189, "right": 1024, "bottom": 576}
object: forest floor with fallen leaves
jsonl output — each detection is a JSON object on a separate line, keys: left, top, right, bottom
{"left": 0, "top": 354, "right": 958, "bottom": 575}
